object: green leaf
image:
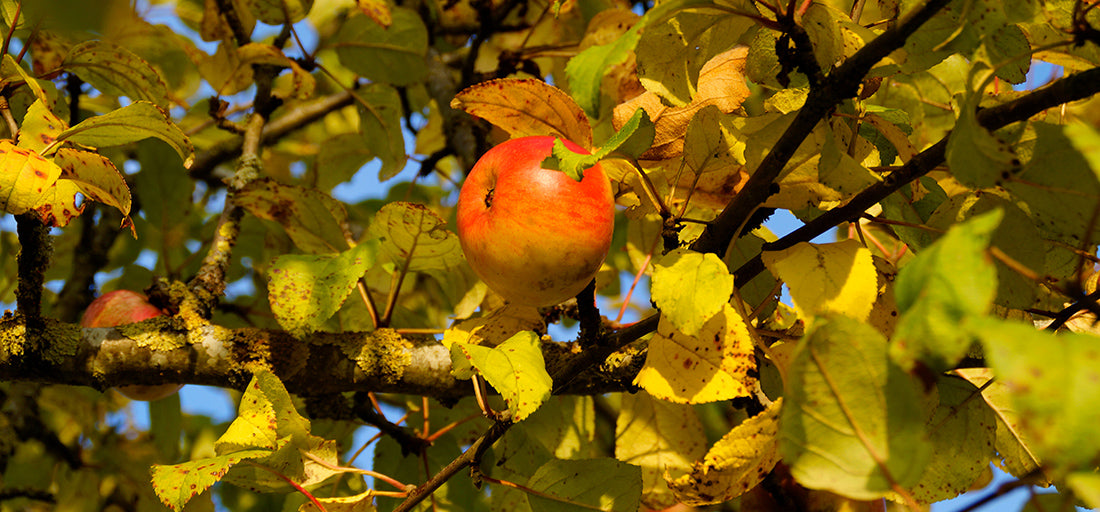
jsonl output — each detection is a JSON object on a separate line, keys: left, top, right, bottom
{"left": 651, "top": 248, "right": 733, "bottom": 336}
{"left": 615, "top": 391, "right": 706, "bottom": 509}
{"left": 151, "top": 449, "right": 270, "bottom": 511}
{"left": 781, "top": 316, "right": 930, "bottom": 500}
{"left": 891, "top": 209, "right": 1001, "bottom": 372}
{"left": 236, "top": 177, "right": 351, "bottom": 254}
{"left": 946, "top": 99, "right": 1017, "bottom": 189}
{"left": 267, "top": 240, "right": 381, "bottom": 337}
{"left": 724, "top": 227, "right": 778, "bottom": 320}
{"left": 927, "top": 192, "right": 1044, "bottom": 309}
{"left": 955, "top": 368, "right": 1044, "bottom": 482}
{"left": 149, "top": 392, "right": 183, "bottom": 462}
{"left": 542, "top": 108, "right": 653, "bottom": 181}
{"left": 566, "top": 21, "right": 643, "bottom": 117}
{"left": 449, "top": 331, "right": 551, "bottom": 421}
{"left": 985, "top": 24, "right": 1031, "bottom": 85}
{"left": 53, "top": 101, "right": 194, "bottom": 167}
{"left": 906, "top": 376, "right": 996, "bottom": 504}
{"left": 357, "top": 84, "right": 407, "bottom": 180}
{"left": 62, "top": 40, "right": 171, "bottom": 109}
{"left": 366, "top": 201, "right": 464, "bottom": 272}
{"left": 334, "top": 7, "right": 427, "bottom": 86}
{"left": 315, "top": 133, "right": 374, "bottom": 192}
{"left": 525, "top": 458, "right": 642, "bottom": 512}
{"left": 977, "top": 317, "right": 1100, "bottom": 475}
{"left": 249, "top": 0, "right": 313, "bottom": 24}
{"left": 1007, "top": 123, "right": 1100, "bottom": 244}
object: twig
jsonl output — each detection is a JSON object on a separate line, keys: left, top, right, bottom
{"left": 732, "top": 65, "right": 1100, "bottom": 289}
{"left": 692, "top": 0, "right": 955, "bottom": 258}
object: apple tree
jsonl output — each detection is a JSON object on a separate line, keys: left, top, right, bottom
{"left": 3, "top": 0, "right": 1100, "bottom": 510}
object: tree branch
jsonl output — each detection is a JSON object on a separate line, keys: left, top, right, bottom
{"left": 0, "top": 316, "right": 648, "bottom": 402}
{"left": 732, "top": 65, "right": 1100, "bottom": 287}
{"left": 691, "top": 0, "right": 954, "bottom": 257}
{"left": 187, "top": 90, "right": 355, "bottom": 185}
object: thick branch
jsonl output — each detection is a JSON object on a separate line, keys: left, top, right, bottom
{"left": 187, "top": 90, "right": 355, "bottom": 184}
{"left": 691, "top": 0, "right": 954, "bottom": 257}
{"left": 0, "top": 317, "right": 646, "bottom": 402}
{"left": 733, "top": 65, "right": 1100, "bottom": 287}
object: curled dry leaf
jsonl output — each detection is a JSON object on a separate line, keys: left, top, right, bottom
{"left": 613, "top": 46, "right": 750, "bottom": 160}
{"left": 451, "top": 78, "right": 593, "bottom": 149}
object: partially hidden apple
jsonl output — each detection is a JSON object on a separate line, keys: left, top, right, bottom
{"left": 81, "top": 290, "right": 183, "bottom": 401}
{"left": 457, "top": 136, "right": 615, "bottom": 307}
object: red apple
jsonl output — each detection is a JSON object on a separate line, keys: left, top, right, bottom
{"left": 457, "top": 136, "right": 615, "bottom": 307}
{"left": 81, "top": 290, "right": 182, "bottom": 401}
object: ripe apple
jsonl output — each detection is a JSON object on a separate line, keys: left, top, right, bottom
{"left": 81, "top": 290, "right": 183, "bottom": 401}
{"left": 457, "top": 136, "right": 615, "bottom": 307}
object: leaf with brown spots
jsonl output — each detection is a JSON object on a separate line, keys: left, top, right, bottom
{"left": 17, "top": 100, "right": 66, "bottom": 153}
{"left": 236, "top": 177, "right": 352, "bottom": 254}
{"left": 667, "top": 398, "right": 782, "bottom": 505}
{"left": 61, "top": 40, "right": 172, "bottom": 109}
{"left": 267, "top": 240, "right": 381, "bottom": 337}
{"left": 0, "top": 140, "right": 62, "bottom": 216}
{"left": 151, "top": 449, "right": 270, "bottom": 511}
{"left": 366, "top": 201, "right": 464, "bottom": 272}
{"left": 451, "top": 78, "right": 593, "bottom": 149}
{"left": 357, "top": 0, "right": 392, "bottom": 27}
{"left": 33, "top": 148, "right": 133, "bottom": 229}
{"left": 633, "top": 303, "right": 756, "bottom": 404}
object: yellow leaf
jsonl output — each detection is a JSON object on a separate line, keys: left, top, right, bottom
{"left": 450, "top": 78, "right": 593, "bottom": 149}
{"left": 17, "top": 100, "right": 66, "bottom": 153}
{"left": 668, "top": 398, "right": 783, "bottom": 506}
{"left": 615, "top": 391, "right": 706, "bottom": 509}
{"left": 52, "top": 148, "right": 132, "bottom": 216}
{"left": 0, "top": 140, "right": 62, "bottom": 215}
{"left": 634, "top": 303, "right": 756, "bottom": 404}
{"left": 442, "top": 304, "right": 545, "bottom": 349}
{"left": 299, "top": 490, "right": 375, "bottom": 512}
{"left": 761, "top": 240, "right": 877, "bottom": 322}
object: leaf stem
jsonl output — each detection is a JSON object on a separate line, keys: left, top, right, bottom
{"left": 300, "top": 450, "right": 411, "bottom": 491}
{"left": 479, "top": 474, "right": 613, "bottom": 511}
{"left": 243, "top": 461, "right": 327, "bottom": 512}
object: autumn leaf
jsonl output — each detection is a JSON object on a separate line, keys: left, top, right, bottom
{"left": 449, "top": 331, "right": 552, "bottom": 421}
{"left": 451, "top": 78, "right": 594, "bottom": 149}
{"left": 613, "top": 46, "right": 750, "bottom": 161}
{"left": 616, "top": 391, "right": 707, "bottom": 509}
{"left": 668, "top": 398, "right": 783, "bottom": 505}
{"left": 0, "top": 140, "right": 62, "bottom": 216}
{"left": 634, "top": 304, "right": 756, "bottom": 404}
{"left": 762, "top": 239, "right": 877, "bottom": 322}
